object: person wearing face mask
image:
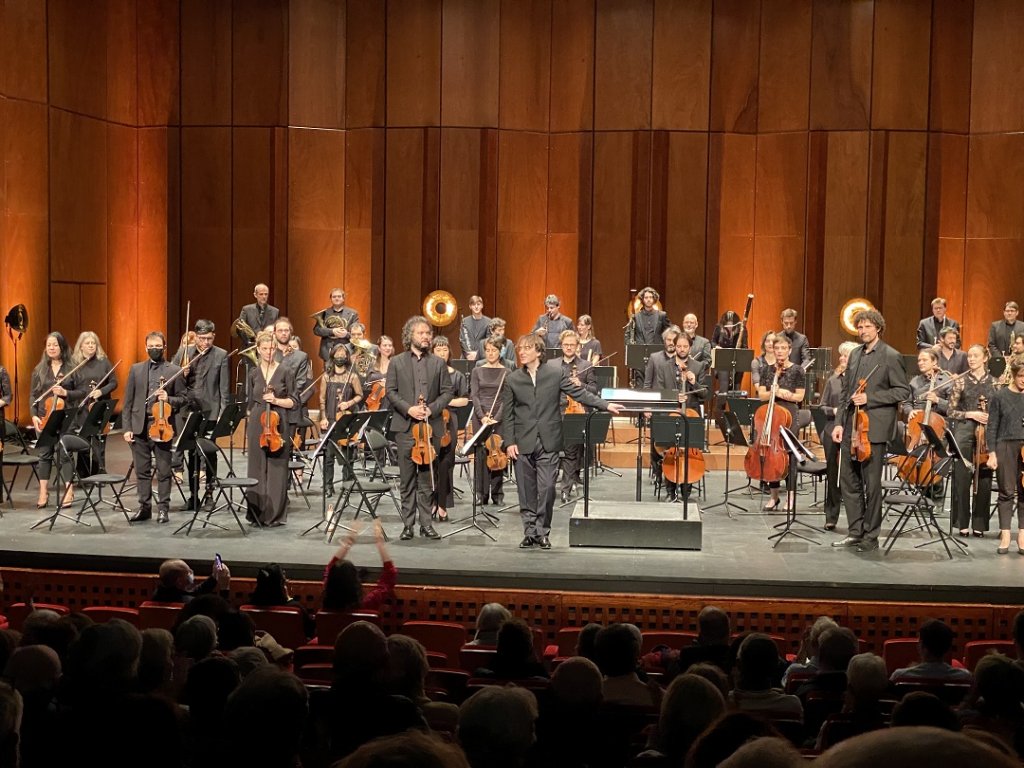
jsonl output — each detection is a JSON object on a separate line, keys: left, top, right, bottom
{"left": 319, "top": 343, "right": 363, "bottom": 495}
{"left": 151, "top": 558, "right": 231, "bottom": 603}
{"left": 172, "top": 319, "right": 231, "bottom": 511}
{"left": 68, "top": 331, "right": 117, "bottom": 475}
{"left": 122, "top": 332, "right": 187, "bottom": 523}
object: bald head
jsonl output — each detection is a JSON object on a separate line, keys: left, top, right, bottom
{"left": 816, "top": 727, "right": 1019, "bottom": 768}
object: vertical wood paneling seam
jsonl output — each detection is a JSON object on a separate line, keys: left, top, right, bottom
{"left": 45, "top": 0, "right": 53, "bottom": 330}
{"left": 704, "top": 4, "right": 716, "bottom": 322}
{"left": 546, "top": 0, "right": 554, "bottom": 288}
{"left": 920, "top": 0, "right": 938, "bottom": 299}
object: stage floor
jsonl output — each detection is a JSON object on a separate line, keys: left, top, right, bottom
{"left": 1, "top": 440, "right": 1017, "bottom": 605}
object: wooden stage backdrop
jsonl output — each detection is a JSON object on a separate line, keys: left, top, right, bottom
{"left": 2, "top": 0, "right": 1024, "bottom": 419}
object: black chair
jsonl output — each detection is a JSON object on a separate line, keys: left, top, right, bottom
{"left": 1, "top": 419, "right": 41, "bottom": 509}
{"left": 174, "top": 436, "right": 254, "bottom": 536}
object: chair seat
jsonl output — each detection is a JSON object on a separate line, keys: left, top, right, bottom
{"left": 798, "top": 461, "right": 827, "bottom": 475}
{"left": 2, "top": 454, "right": 39, "bottom": 465}
{"left": 80, "top": 473, "right": 127, "bottom": 485}
{"left": 342, "top": 481, "right": 394, "bottom": 493}
{"left": 220, "top": 477, "right": 259, "bottom": 488}
{"left": 886, "top": 493, "right": 932, "bottom": 507}
{"left": 288, "top": 461, "right": 305, "bottom": 470}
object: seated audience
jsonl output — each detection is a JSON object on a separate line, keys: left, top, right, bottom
{"left": 468, "top": 603, "right": 511, "bottom": 646}
{"left": 596, "top": 623, "right": 661, "bottom": 708}
{"left": 175, "top": 615, "right": 218, "bottom": 663}
{"left": 322, "top": 521, "right": 397, "bottom": 613}
{"left": 729, "top": 633, "right": 803, "bottom": 721}
{"left": 795, "top": 627, "right": 858, "bottom": 700}
{"left": 782, "top": 615, "right": 838, "bottom": 686}
{"left": 718, "top": 736, "right": 802, "bottom": 768}
{"left": 138, "top": 628, "right": 175, "bottom": 697}
{"left": 152, "top": 558, "right": 230, "bottom": 604}
{"left": 0, "top": 681, "right": 23, "bottom": 768}
{"left": 19, "top": 609, "right": 78, "bottom": 662}
{"left": 228, "top": 646, "right": 269, "bottom": 679}
{"left": 458, "top": 685, "right": 538, "bottom": 768}
{"left": 957, "top": 653, "right": 1024, "bottom": 757}
{"left": 813, "top": 726, "right": 1019, "bottom": 768}
{"left": 3, "top": 644, "right": 61, "bottom": 768}
{"left": 684, "top": 661, "right": 730, "bottom": 700}
{"left": 220, "top": 667, "right": 308, "bottom": 768}
{"left": 0, "top": 630, "right": 19, "bottom": 673}
{"left": 534, "top": 656, "right": 604, "bottom": 768}
{"left": 890, "top": 691, "right": 959, "bottom": 731}
{"left": 815, "top": 653, "right": 889, "bottom": 750}
{"left": 216, "top": 610, "right": 256, "bottom": 652}
{"left": 386, "top": 633, "right": 459, "bottom": 733}
{"left": 184, "top": 656, "right": 241, "bottom": 766}
{"left": 674, "top": 606, "right": 734, "bottom": 676}
{"left": 685, "top": 711, "right": 785, "bottom": 768}
{"left": 636, "top": 673, "right": 725, "bottom": 765}
{"left": 248, "top": 562, "right": 315, "bottom": 640}
{"left": 890, "top": 619, "right": 972, "bottom": 682}
{"left": 475, "top": 618, "right": 547, "bottom": 680}
{"left": 338, "top": 730, "right": 471, "bottom": 768}
{"left": 575, "top": 622, "right": 602, "bottom": 662}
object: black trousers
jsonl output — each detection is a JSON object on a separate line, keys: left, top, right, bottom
{"left": 394, "top": 430, "right": 437, "bottom": 529}
{"left": 436, "top": 443, "right": 456, "bottom": 508}
{"left": 322, "top": 441, "right": 355, "bottom": 487}
{"left": 131, "top": 431, "right": 174, "bottom": 512}
{"left": 821, "top": 424, "right": 841, "bottom": 526}
{"left": 839, "top": 440, "right": 885, "bottom": 542}
{"left": 950, "top": 421, "right": 993, "bottom": 532}
{"left": 559, "top": 443, "right": 582, "bottom": 493}
{"left": 514, "top": 448, "right": 559, "bottom": 538}
{"left": 995, "top": 439, "right": 1024, "bottom": 530}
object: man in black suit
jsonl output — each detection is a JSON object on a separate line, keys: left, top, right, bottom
{"left": 831, "top": 309, "right": 911, "bottom": 552}
{"left": 313, "top": 287, "right": 360, "bottom": 362}
{"left": 642, "top": 325, "right": 681, "bottom": 389}
{"left": 988, "top": 301, "right": 1024, "bottom": 359}
{"left": 173, "top": 319, "right": 231, "bottom": 510}
{"left": 916, "top": 297, "right": 960, "bottom": 350}
{"left": 546, "top": 329, "right": 599, "bottom": 502}
{"left": 273, "top": 318, "right": 313, "bottom": 402}
{"left": 532, "top": 294, "right": 575, "bottom": 350}
{"left": 503, "top": 334, "right": 623, "bottom": 549}
{"left": 122, "top": 332, "right": 187, "bottom": 523}
{"left": 386, "top": 316, "right": 453, "bottom": 541}
{"left": 236, "top": 283, "right": 280, "bottom": 343}
{"left": 780, "top": 308, "right": 812, "bottom": 365}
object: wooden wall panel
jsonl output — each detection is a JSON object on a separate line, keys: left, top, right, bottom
{"left": 49, "top": 112, "right": 107, "bottom": 284}
{"left": 547, "top": 132, "right": 592, "bottom": 312}
{"left": 497, "top": 131, "right": 549, "bottom": 335}
{"left": 105, "top": 0, "right": 139, "bottom": 125}
{"left": 80, "top": 284, "right": 109, "bottom": 344}
{"left": 232, "top": 129, "right": 277, "bottom": 339}
{"left": 288, "top": 0, "right": 346, "bottom": 130}
{"left": 384, "top": 129, "right": 429, "bottom": 337}
{"left": 135, "top": 127, "right": 175, "bottom": 345}
{"left": 963, "top": 240, "right": 1024, "bottom": 350}
{"left": 871, "top": 0, "right": 930, "bottom": 130}
{"left": 925, "top": 133, "right": 969, "bottom": 319}
{"left": 499, "top": 0, "right": 551, "bottom": 132}
{"left": 595, "top": 0, "right": 653, "bottom": 130}
{"left": 930, "top": 0, "right": 973, "bottom": 133}
{"left": 550, "top": 0, "right": 595, "bottom": 133}
{"left": 810, "top": 0, "right": 873, "bottom": 130}
{"left": 49, "top": 283, "right": 81, "bottom": 342}
{"left": 0, "top": 0, "right": 47, "bottom": 102}
{"left": 106, "top": 122, "right": 138, "bottom": 354}
{"left": 47, "top": 0, "right": 108, "bottom": 119}
{"left": 233, "top": 0, "right": 287, "bottom": 126}
{"left": 439, "top": 128, "right": 483, "bottom": 309}
{"left": 180, "top": 0, "right": 232, "bottom": 125}
{"left": 441, "top": 0, "right": 499, "bottom": 128}
{"left": 971, "top": 0, "right": 1024, "bottom": 133}
{"left": 386, "top": 0, "right": 442, "bottom": 127}
{"left": 652, "top": 0, "right": 711, "bottom": 131}
{"left": 661, "top": 132, "right": 709, "bottom": 322}
{"left": 709, "top": 0, "right": 760, "bottom": 133}
{"left": 345, "top": 129, "right": 386, "bottom": 334}
{"left": 966, "top": 133, "right": 1024, "bottom": 239}
{"left": 758, "top": 0, "right": 812, "bottom": 133}
{"left": 137, "top": 0, "right": 181, "bottom": 126}
{"left": 345, "top": 0, "right": 386, "bottom": 128}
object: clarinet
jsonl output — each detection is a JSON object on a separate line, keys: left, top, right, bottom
{"left": 459, "top": 314, "right": 473, "bottom": 356}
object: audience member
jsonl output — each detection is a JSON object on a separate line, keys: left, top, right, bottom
{"left": 184, "top": 656, "right": 241, "bottom": 768}
{"left": 174, "top": 593, "right": 232, "bottom": 631}
{"left": 138, "top": 628, "right": 175, "bottom": 697}
{"left": 795, "top": 627, "right": 858, "bottom": 700}
{"left": 18, "top": 609, "right": 78, "bottom": 661}
{"left": 814, "top": 726, "right": 1019, "bottom": 768}
{"left": 386, "top": 633, "right": 459, "bottom": 733}
{"left": 575, "top": 622, "right": 602, "bottom": 662}
{"left": 815, "top": 652, "right": 889, "bottom": 750}
{"left": 684, "top": 661, "right": 730, "bottom": 700}
{"left": 338, "top": 730, "right": 471, "bottom": 768}
{"left": 256, "top": 630, "right": 295, "bottom": 668}
{"left": 220, "top": 667, "right": 308, "bottom": 768}
{"left": 152, "top": 558, "right": 230, "bottom": 603}
{"left": 718, "top": 736, "right": 802, "bottom": 768}
{"left": 0, "top": 681, "right": 23, "bottom": 768}
{"left": 782, "top": 616, "right": 838, "bottom": 686}
{"left": 61, "top": 618, "right": 142, "bottom": 703}
{"left": 249, "top": 562, "right": 315, "bottom": 640}
{"left": 890, "top": 619, "right": 972, "bottom": 682}
{"left": 684, "top": 711, "right": 784, "bottom": 768}
{"left": 638, "top": 673, "right": 726, "bottom": 765}
{"left": 3, "top": 645, "right": 60, "bottom": 768}
{"left": 674, "top": 606, "right": 734, "bottom": 676}
{"left": 476, "top": 618, "right": 546, "bottom": 680}
{"left": 175, "top": 615, "right": 217, "bottom": 662}
{"left": 468, "top": 602, "right": 510, "bottom": 646}
{"left": 535, "top": 656, "right": 604, "bottom": 768}
{"left": 322, "top": 521, "right": 397, "bottom": 613}
{"left": 228, "top": 646, "right": 269, "bottom": 679}
{"left": 217, "top": 609, "right": 257, "bottom": 651}
{"left": 957, "top": 653, "right": 1024, "bottom": 756}
{"left": 729, "top": 634, "right": 803, "bottom": 721}
{"left": 458, "top": 685, "right": 538, "bottom": 768}
{"left": 596, "top": 623, "right": 661, "bottom": 708}
{"left": 0, "top": 630, "right": 19, "bottom": 673}
{"left": 889, "top": 691, "right": 959, "bottom": 730}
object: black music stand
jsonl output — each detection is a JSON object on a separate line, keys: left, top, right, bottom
{"left": 705, "top": 409, "right": 749, "bottom": 517}
{"left": 545, "top": 347, "right": 562, "bottom": 362}
{"left": 558, "top": 413, "right": 611, "bottom": 508}
{"left": 446, "top": 403, "right": 474, "bottom": 498}
{"left": 29, "top": 410, "right": 73, "bottom": 530}
{"left": 207, "top": 401, "right": 245, "bottom": 479}
{"left": 301, "top": 413, "right": 363, "bottom": 538}
{"left": 712, "top": 348, "right": 753, "bottom": 406}
{"left": 766, "top": 426, "right": 822, "bottom": 548}
{"left": 449, "top": 359, "right": 473, "bottom": 376}
{"left": 805, "top": 348, "right": 832, "bottom": 403}
{"left": 77, "top": 398, "right": 116, "bottom": 468}
{"left": 649, "top": 412, "right": 703, "bottom": 520}
{"left": 444, "top": 423, "right": 499, "bottom": 541}
{"left": 988, "top": 356, "right": 1007, "bottom": 379}
{"left": 172, "top": 411, "right": 205, "bottom": 514}
{"left": 625, "top": 344, "right": 663, "bottom": 382}
{"left": 590, "top": 366, "right": 620, "bottom": 469}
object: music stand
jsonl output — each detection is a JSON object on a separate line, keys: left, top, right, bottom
{"left": 625, "top": 344, "right": 663, "bottom": 377}
{"left": 806, "top": 348, "right": 832, "bottom": 402}
{"left": 649, "top": 412, "right": 703, "bottom": 520}
{"left": 444, "top": 423, "right": 499, "bottom": 541}
{"left": 301, "top": 413, "right": 361, "bottom": 538}
{"left": 29, "top": 410, "right": 73, "bottom": 529}
{"left": 590, "top": 365, "right": 620, "bottom": 461}
{"left": 172, "top": 411, "right": 206, "bottom": 514}
{"left": 767, "top": 426, "right": 822, "bottom": 548}
{"left": 557, "top": 413, "right": 611, "bottom": 507}
{"left": 712, "top": 348, "right": 753, "bottom": 404}
{"left": 705, "top": 409, "right": 749, "bottom": 517}
{"left": 207, "top": 401, "right": 245, "bottom": 478}
{"left": 449, "top": 359, "right": 473, "bottom": 376}
{"left": 545, "top": 347, "right": 562, "bottom": 362}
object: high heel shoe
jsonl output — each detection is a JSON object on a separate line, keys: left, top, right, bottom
{"left": 763, "top": 499, "right": 781, "bottom": 512}
{"left": 998, "top": 540, "right": 1011, "bottom": 555}
{"left": 35, "top": 498, "right": 48, "bottom": 509}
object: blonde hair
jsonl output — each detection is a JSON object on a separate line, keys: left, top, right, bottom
{"left": 71, "top": 331, "right": 108, "bottom": 364}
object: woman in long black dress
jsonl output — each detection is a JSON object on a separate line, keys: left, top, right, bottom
{"left": 30, "top": 332, "right": 75, "bottom": 509}
{"left": 470, "top": 336, "right": 508, "bottom": 506}
{"left": 319, "top": 343, "right": 363, "bottom": 495}
{"left": 817, "top": 341, "right": 858, "bottom": 530}
{"left": 431, "top": 336, "right": 470, "bottom": 522}
{"left": 755, "top": 334, "right": 806, "bottom": 511}
{"left": 985, "top": 362, "right": 1024, "bottom": 554}
{"left": 246, "top": 331, "right": 297, "bottom": 526}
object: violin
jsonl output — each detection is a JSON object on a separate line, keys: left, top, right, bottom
{"left": 484, "top": 433, "right": 507, "bottom": 471}
{"left": 35, "top": 357, "right": 89, "bottom": 429}
{"left": 565, "top": 362, "right": 586, "bottom": 415}
{"left": 364, "top": 379, "right": 386, "bottom": 411}
{"left": 848, "top": 365, "right": 880, "bottom": 463}
{"left": 148, "top": 376, "right": 176, "bottom": 442}
{"left": 743, "top": 362, "right": 792, "bottom": 482}
{"left": 440, "top": 408, "right": 453, "bottom": 448}
{"left": 410, "top": 395, "right": 436, "bottom": 467}
{"left": 259, "top": 384, "right": 285, "bottom": 453}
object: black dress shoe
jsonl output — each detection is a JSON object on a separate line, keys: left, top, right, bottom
{"left": 325, "top": 485, "right": 335, "bottom": 498}
{"left": 663, "top": 492, "right": 677, "bottom": 503}
{"left": 537, "top": 536, "right": 551, "bottom": 549}
{"left": 830, "top": 536, "right": 861, "bottom": 548}
{"left": 157, "top": 509, "right": 169, "bottom": 524}
{"left": 182, "top": 498, "right": 198, "bottom": 511}
{"left": 400, "top": 526, "right": 414, "bottom": 541}
{"left": 420, "top": 526, "right": 441, "bottom": 540}
{"left": 202, "top": 493, "right": 215, "bottom": 511}
{"left": 129, "top": 508, "right": 152, "bottom": 522}
{"left": 855, "top": 540, "right": 879, "bottom": 552}
{"left": 519, "top": 536, "right": 535, "bottom": 548}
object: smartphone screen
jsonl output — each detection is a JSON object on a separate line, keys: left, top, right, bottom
{"left": 214, "top": 553, "right": 223, "bottom": 570}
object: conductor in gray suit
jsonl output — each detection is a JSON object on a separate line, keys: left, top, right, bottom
{"left": 503, "top": 333, "right": 623, "bottom": 549}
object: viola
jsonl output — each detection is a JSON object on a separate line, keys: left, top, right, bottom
{"left": 484, "top": 433, "right": 507, "bottom": 472}
{"left": 744, "top": 363, "right": 791, "bottom": 483}
{"left": 259, "top": 385, "right": 285, "bottom": 453}
{"left": 40, "top": 388, "right": 66, "bottom": 430}
{"left": 848, "top": 365, "right": 880, "bottom": 463}
{"left": 148, "top": 376, "right": 176, "bottom": 442}
{"left": 36, "top": 356, "right": 90, "bottom": 429}
{"left": 974, "top": 395, "right": 990, "bottom": 469}
{"left": 364, "top": 379, "right": 386, "bottom": 411}
{"left": 410, "top": 395, "right": 436, "bottom": 467}
{"left": 440, "top": 408, "right": 453, "bottom": 448}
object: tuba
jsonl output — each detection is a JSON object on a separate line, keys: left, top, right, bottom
{"left": 239, "top": 343, "right": 260, "bottom": 366}
{"left": 232, "top": 317, "right": 257, "bottom": 344}
{"left": 423, "top": 290, "right": 458, "bottom": 327}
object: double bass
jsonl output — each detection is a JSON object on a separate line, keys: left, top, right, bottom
{"left": 743, "top": 362, "right": 791, "bottom": 483}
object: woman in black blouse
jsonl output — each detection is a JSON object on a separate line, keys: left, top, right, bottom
{"left": 69, "top": 331, "right": 117, "bottom": 475}
{"left": 30, "top": 332, "right": 74, "bottom": 509}
{"left": 431, "top": 336, "right": 470, "bottom": 523}
{"left": 985, "top": 362, "right": 1024, "bottom": 554}
{"left": 755, "top": 334, "right": 805, "bottom": 511}
{"left": 576, "top": 315, "right": 603, "bottom": 365}
{"left": 817, "top": 341, "right": 858, "bottom": 530}
{"left": 470, "top": 336, "right": 508, "bottom": 506}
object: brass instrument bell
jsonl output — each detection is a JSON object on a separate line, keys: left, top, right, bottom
{"left": 840, "top": 298, "right": 876, "bottom": 336}
{"left": 423, "top": 290, "right": 458, "bottom": 327}
{"left": 4, "top": 304, "right": 28, "bottom": 339}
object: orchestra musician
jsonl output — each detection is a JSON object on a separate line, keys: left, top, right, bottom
{"left": 711, "top": 309, "right": 747, "bottom": 393}
{"left": 985, "top": 362, "right": 1024, "bottom": 554}
{"left": 643, "top": 326, "right": 681, "bottom": 389}
{"left": 348, "top": 322, "right": 379, "bottom": 381}
{"left": 576, "top": 315, "right": 603, "bottom": 364}
{"left": 650, "top": 333, "right": 707, "bottom": 503}
{"left": 475, "top": 318, "right": 516, "bottom": 368}
{"left": 431, "top": 336, "right": 470, "bottom": 523}
{"left": 1002, "top": 335, "right": 1024, "bottom": 386}
{"left": 779, "top": 309, "right": 812, "bottom": 365}
{"left": 246, "top": 331, "right": 297, "bottom": 526}
{"left": 503, "top": 334, "right": 623, "bottom": 549}
{"left": 319, "top": 343, "right": 363, "bottom": 496}
{"left": 750, "top": 331, "right": 778, "bottom": 390}
{"left": 236, "top": 284, "right": 280, "bottom": 347}
{"left": 459, "top": 295, "right": 490, "bottom": 361}
{"left": 0, "top": 360, "right": 10, "bottom": 427}
{"left": 385, "top": 316, "right": 453, "bottom": 541}
{"left": 532, "top": 294, "right": 575, "bottom": 350}
{"left": 755, "top": 334, "right": 806, "bottom": 511}
{"left": 31, "top": 332, "right": 76, "bottom": 509}
{"left": 935, "top": 327, "right": 968, "bottom": 375}
{"left": 681, "top": 314, "right": 712, "bottom": 370}
{"left": 313, "top": 288, "right": 359, "bottom": 363}
{"left": 274, "top": 319, "right": 313, "bottom": 410}
{"left": 831, "top": 309, "right": 911, "bottom": 552}
{"left": 818, "top": 341, "right": 858, "bottom": 531}
{"left": 934, "top": 344, "right": 997, "bottom": 537}
{"left": 470, "top": 335, "right": 509, "bottom": 507}
{"left": 366, "top": 334, "right": 394, "bottom": 385}
{"left": 547, "top": 329, "right": 598, "bottom": 503}
{"left": 172, "top": 319, "right": 230, "bottom": 510}
{"left": 901, "top": 348, "right": 951, "bottom": 423}
{"left": 916, "top": 297, "right": 960, "bottom": 350}
{"left": 629, "top": 287, "right": 671, "bottom": 344}
{"left": 68, "top": 331, "right": 117, "bottom": 476}
{"left": 122, "top": 332, "right": 186, "bottom": 523}
{"left": 987, "top": 301, "right": 1024, "bottom": 359}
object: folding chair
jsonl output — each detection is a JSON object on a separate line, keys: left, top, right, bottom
{"left": 32, "top": 432, "right": 95, "bottom": 531}
{"left": 1, "top": 419, "right": 41, "bottom": 509}
{"left": 174, "top": 435, "right": 254, "bottom": 535}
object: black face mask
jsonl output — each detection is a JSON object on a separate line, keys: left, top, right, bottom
{"left": 333, "top": 358, "right": 346, "bottom": 369}
{"left": 147, "top": 348, "right": 164, "bottom": 363}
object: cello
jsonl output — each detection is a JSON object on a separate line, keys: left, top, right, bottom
{"left": 894, "top": 368, "right": 970, "bottom": 484}
{"left": 659, "top": 361, "right": 706, "bottom": 486}
{"left": 744, "top": 362, "right": 791, "bottom": 483}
